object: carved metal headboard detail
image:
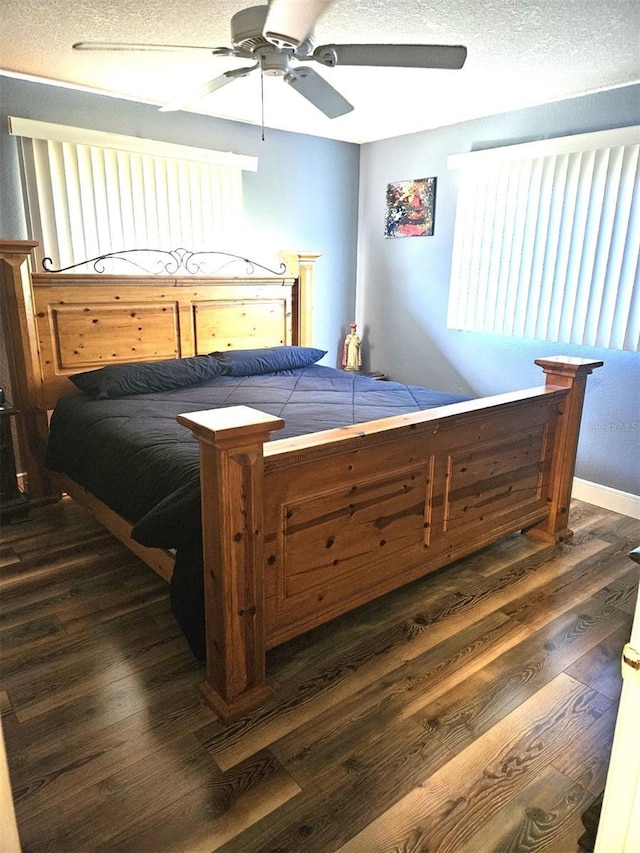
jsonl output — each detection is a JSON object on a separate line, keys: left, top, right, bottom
{"left": 41, "top": 247, "right": 288, "bottom": 276}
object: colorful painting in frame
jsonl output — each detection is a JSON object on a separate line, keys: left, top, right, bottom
{"left": 385, "top": 177, "right": 437, "bottom": 237}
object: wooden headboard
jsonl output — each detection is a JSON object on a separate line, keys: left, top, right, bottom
{"left": 0, "top": 240, "right": 320, "bottom": 500}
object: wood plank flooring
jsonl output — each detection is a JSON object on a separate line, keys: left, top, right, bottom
{"left": 1, "top": 496, "right": 638, "bottom": 852}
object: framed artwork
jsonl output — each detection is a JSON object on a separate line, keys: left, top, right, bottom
{"left": 384, "top": 177, "right": 437, "bottom": 238}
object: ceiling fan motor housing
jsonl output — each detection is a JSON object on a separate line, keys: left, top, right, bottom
{"left": 231, "top": 6, "right": 270, "bottom": 51}
{"left": 231, "top": 5, "right": 314, "bottom": 57}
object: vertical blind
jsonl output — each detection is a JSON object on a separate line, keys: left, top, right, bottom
{"left": 9, "top": 117, "right": 258, "bottom": 271}
{"left": 447, "top": 126, "right": 639, "bottom": 351}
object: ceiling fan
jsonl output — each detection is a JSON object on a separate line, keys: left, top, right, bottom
{"left": 73, "top": 0, "right": 467, "bottom": 119}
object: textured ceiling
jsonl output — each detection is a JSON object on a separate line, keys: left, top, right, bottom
{"left": 1, "top": 0, "right": 638, "bottom": 143}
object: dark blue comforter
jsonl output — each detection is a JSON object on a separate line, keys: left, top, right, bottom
{"left": 45, "top": 364, "right": 469, "bottom": 656}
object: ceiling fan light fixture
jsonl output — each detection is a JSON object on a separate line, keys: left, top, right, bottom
{"left": 257, "top": 45, "right": 292, "bottom": 76}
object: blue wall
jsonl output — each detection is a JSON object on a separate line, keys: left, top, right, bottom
{"left": 357, "top": 85, "right": 640, "bottom": 495}
{"left": 0, "top": 75, "right": 360, "bottom": 363}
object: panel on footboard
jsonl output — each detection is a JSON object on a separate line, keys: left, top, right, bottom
{"left": 276, "top": 460, "right": 434, "bottom": 598}
{"left": 444, "top": 424, "right": 549, "bottom": 532}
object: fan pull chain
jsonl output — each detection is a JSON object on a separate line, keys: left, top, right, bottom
{"left": 261, "top": 68, "right": 265, "bottom": 141}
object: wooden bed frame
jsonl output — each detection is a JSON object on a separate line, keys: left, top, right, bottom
{"left": 0, "top": 239, "right": 603, "bottom": 722}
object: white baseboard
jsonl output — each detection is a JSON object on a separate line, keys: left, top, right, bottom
{"left": 573, "top": 477, "right": 640, "bottom": 520}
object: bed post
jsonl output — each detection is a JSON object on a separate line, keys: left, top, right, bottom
{"left": 0, "top": 239, "right": 53, "bottom": 502}
{"left": 177, "top": 406, "right": 285, "bottom": 722}
{"left": 525, "top": 356, "right": 603, "bottom": 544}
{"left": 280, "top": 251, "right": 321, "bottom": 346}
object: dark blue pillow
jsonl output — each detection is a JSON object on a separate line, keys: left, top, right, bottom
{"left": 209, "top": 346, "right": 327, "bottom": 376}
{"left": 69, "top": 355, "right": 225, "bottom": 399}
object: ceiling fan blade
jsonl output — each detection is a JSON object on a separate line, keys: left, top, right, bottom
{"left": 284, "top": 67, "right": 353, "bottom": 119}
{"left": 159, "top": 64, "right": 258, "bottom": 112}
{"left": 263, "top": 0, "right": 335, "bottom": 49}
{"left": 73, "top": 41, "right": 235, "bottom": 55}
{"left": 312, "top": 43, "right": 468, "bottom": 70}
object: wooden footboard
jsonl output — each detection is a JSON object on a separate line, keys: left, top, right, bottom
{"left": 179, "top": 355, "right": 602, "bottom": 721}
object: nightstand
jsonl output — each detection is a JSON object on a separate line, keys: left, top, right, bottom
{"left": 360, "top": 371, "right": 388, "bottom": 381}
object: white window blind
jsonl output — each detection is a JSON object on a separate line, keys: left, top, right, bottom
{"left": 9, "top": 117, "right": 258, "bottom": 271}
{"left": 447, "top": 126, "right": 640, "bottom": 351}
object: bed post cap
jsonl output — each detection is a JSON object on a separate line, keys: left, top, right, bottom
{"left": 177, "top": 405, "right": 285, "bottom": 446}
{"left": 0, "top": 239, "right": 39, "bottom": 256}
{"left": 535, "top": 356, "right": 604, "bottom": 377}
{"left": 279, "top": 251, "right": 321, "bottom": 276}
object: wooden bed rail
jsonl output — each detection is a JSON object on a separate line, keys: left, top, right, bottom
{"left": 179, "top": 355, "right": 602, "bottom": 721}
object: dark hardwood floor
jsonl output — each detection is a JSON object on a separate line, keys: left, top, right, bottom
{"left": 1, "top": 496, "right": 638, "bottom": 852}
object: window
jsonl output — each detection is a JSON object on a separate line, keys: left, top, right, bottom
{"left": 9, "top": 117, "right": 258, "bottom": 272}
{"left": 447, "top": 126, "right": 639, "bottom": 351}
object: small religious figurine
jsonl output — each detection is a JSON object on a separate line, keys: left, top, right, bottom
{"left": 342, "top": 322, "right": 362, "bottom": 371}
